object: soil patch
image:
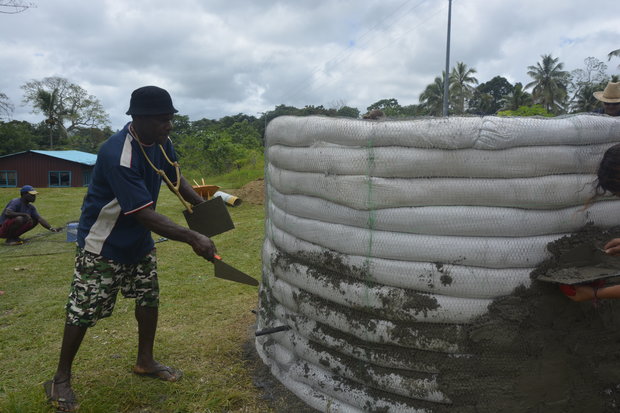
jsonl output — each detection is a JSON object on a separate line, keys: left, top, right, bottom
{"left": 233, "top": 178, "right": 265, "bottom": 205}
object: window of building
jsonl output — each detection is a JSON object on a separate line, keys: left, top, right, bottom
{"left": 49, "top": 171, "right": 71, "bottom": 187}
{"left": 82, "top": 170, "right": 92, "bottom": 186}
{"left": 0, "top": 170, "right": 17, "bottom": 187}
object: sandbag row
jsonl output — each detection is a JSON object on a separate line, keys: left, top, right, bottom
{"left": 267, "top": 164, "right": 596, "bottom": 210}
{"left": 267, "top": 206, "right": 562, "bottom": 268}
{"left": 255, "top": 341, "right": 436, "bottom": 412}
{"left": 264, "top": 248, "right": 493, "bottom": 324}
{"left": 266, "top": 114, "right": 620, "bottom": 149}
{"left": 268, "top": 185, "right": 620, "bottom": 237}
{"left": 267, "top": 143, "right": 611, "bottom": 178}
{"left": 261, "top": 296, "right": 458, "bottom": 373}
{"left": 265, "top": 233, "right": 531, "bottom": 298}
{"left": 261, "top": 266, "right": 466, "bottom": 352}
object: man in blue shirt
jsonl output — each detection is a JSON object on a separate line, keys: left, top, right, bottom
{"left": 0, "top": 185, "right": 60, "bottom": 245}
{"left": 44, "top": 86, "right": 217, "bottom": 412}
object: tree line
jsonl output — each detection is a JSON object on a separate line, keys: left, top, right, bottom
{"left": 1, "top": 53, "right": 618, "bottom": 175}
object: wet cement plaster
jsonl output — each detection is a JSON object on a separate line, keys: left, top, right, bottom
{"left": 438, "top": 225, "right": 620, "bottom": 412}
{"left": 257, "top": 227, "right": 620, "bottom": 412}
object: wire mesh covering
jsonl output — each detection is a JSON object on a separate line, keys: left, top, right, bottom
{"left": 0, "top": 225, "right": 76, "bottom": 258}
{"left": 257, "top": 114, "right": 620, "bottom": 412}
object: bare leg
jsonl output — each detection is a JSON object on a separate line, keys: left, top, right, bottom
{"left": 46, "top": 323, "right": 87, "bottom": 411}
{"left": 133, "top": 305, "right": 182, "bottom": 381}
{"left": 135, "top": 305, "right": 158, "bottom": 369}
{"left": 55, "top": 324, "right": 88, "bottom": 380}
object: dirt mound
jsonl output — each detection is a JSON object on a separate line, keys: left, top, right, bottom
{"left": 234, "top": 178, "right": 265, "bottom": 205}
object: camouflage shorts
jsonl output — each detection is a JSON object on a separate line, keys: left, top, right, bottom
{"left": 66, "top": 247, "right": 159, "bottom": 327}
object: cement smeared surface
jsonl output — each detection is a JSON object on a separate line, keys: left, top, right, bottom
{"left": 441, "top": 283, "right": 620, "bottom": 412}
{"left": 532, "top": 225, "right": 620, "bottom": 284}
{"left": 438, "top": 225, "right": 620, "bottom": 412}
{"left": 257, "top": 232, "right": 620, "bottom": 411}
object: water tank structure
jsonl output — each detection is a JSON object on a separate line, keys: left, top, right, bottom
{"left": 256, "top": 114, "right": 620, "bottom": 412}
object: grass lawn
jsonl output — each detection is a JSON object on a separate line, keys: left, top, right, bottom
{"left": 0, "top": 185, "right": 271, "bottom": 412}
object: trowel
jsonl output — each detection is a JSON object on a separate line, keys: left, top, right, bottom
{"left": 536, "top": 243, "right": 620, "bottom": 285}
{"left": 212, "top": 254, "right": 259, "bottom": 286}
{"left": 536, "top": 267, "right": 620, "bottom": 285}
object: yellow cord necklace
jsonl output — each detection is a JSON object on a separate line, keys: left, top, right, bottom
{"left": 129, "top": 123, "right": 193, "bottom": 213}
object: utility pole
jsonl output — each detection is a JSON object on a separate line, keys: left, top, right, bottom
{"left": 442, "top": 0, "right": 452, "bottom": 117}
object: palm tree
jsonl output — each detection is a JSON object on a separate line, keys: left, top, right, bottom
{"left": 501, "top": 83, "right": 532, "bottom": 111}
{"left": 525, "top": 54, "right": 569, "bottom": 114}
{"left": 571, "top": 83, "right": 601, "bottom": 113}
{"left": 449, "top": 62, "right": 478, "bottom": 114}
{"left": 36, "top": 88, "right": 61, "bottom": 149}
{"left": 419, "top": 72, "right": 446, "bottom": 116}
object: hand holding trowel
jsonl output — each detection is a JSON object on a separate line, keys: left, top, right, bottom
{"left": 154, "top": 233, "right": 257, "bottom": 286}
{"left": 157, "top": 168, "right": 252, "bottom": 286}
{"left": 134, "top": 130, "right": 248, "bottom": 284}
{"left": 181, "top": 197, "right": 255, "bottom": 286}
{"left": 534, "top": 241, "right": 620, "bottom": 303}
{"left": 183, "top": 193, "right": 256, "bottom": 285}
{"left": 536, "top": 243, "right": 620, "bottom": 285}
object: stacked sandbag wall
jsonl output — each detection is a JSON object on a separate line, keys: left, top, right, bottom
{"left": 256, "top": 114, "right": 620, "bottom": 412}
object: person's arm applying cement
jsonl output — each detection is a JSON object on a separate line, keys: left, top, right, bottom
{"left": 564, "top": 284, "right": 620, "bottom": 302}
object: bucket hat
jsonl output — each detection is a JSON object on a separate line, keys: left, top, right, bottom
{"left": 594, "top": 82, "right": 620, "bottom": 103}
{"left": 126, "top": 86, "right": 178, "bottom": 115}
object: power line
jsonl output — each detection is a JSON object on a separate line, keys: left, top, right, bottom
{"left": 0, "top": 1, "right": 36, "bottom": 14}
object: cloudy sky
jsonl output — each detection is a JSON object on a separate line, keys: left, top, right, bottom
{"left": 1, "top": 0, "right": 618, "bottom": 127}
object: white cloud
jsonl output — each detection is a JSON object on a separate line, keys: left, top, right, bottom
{"left": 0, "top": 0, "right": 618, "bottom": 128}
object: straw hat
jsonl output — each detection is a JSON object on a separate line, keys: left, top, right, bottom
{"left": 594, "top": 82, "right": 620, "bottom": 103}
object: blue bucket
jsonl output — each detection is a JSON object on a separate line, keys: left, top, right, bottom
{"left": 66, "top": 222, "right": 78, "bottom": 242}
